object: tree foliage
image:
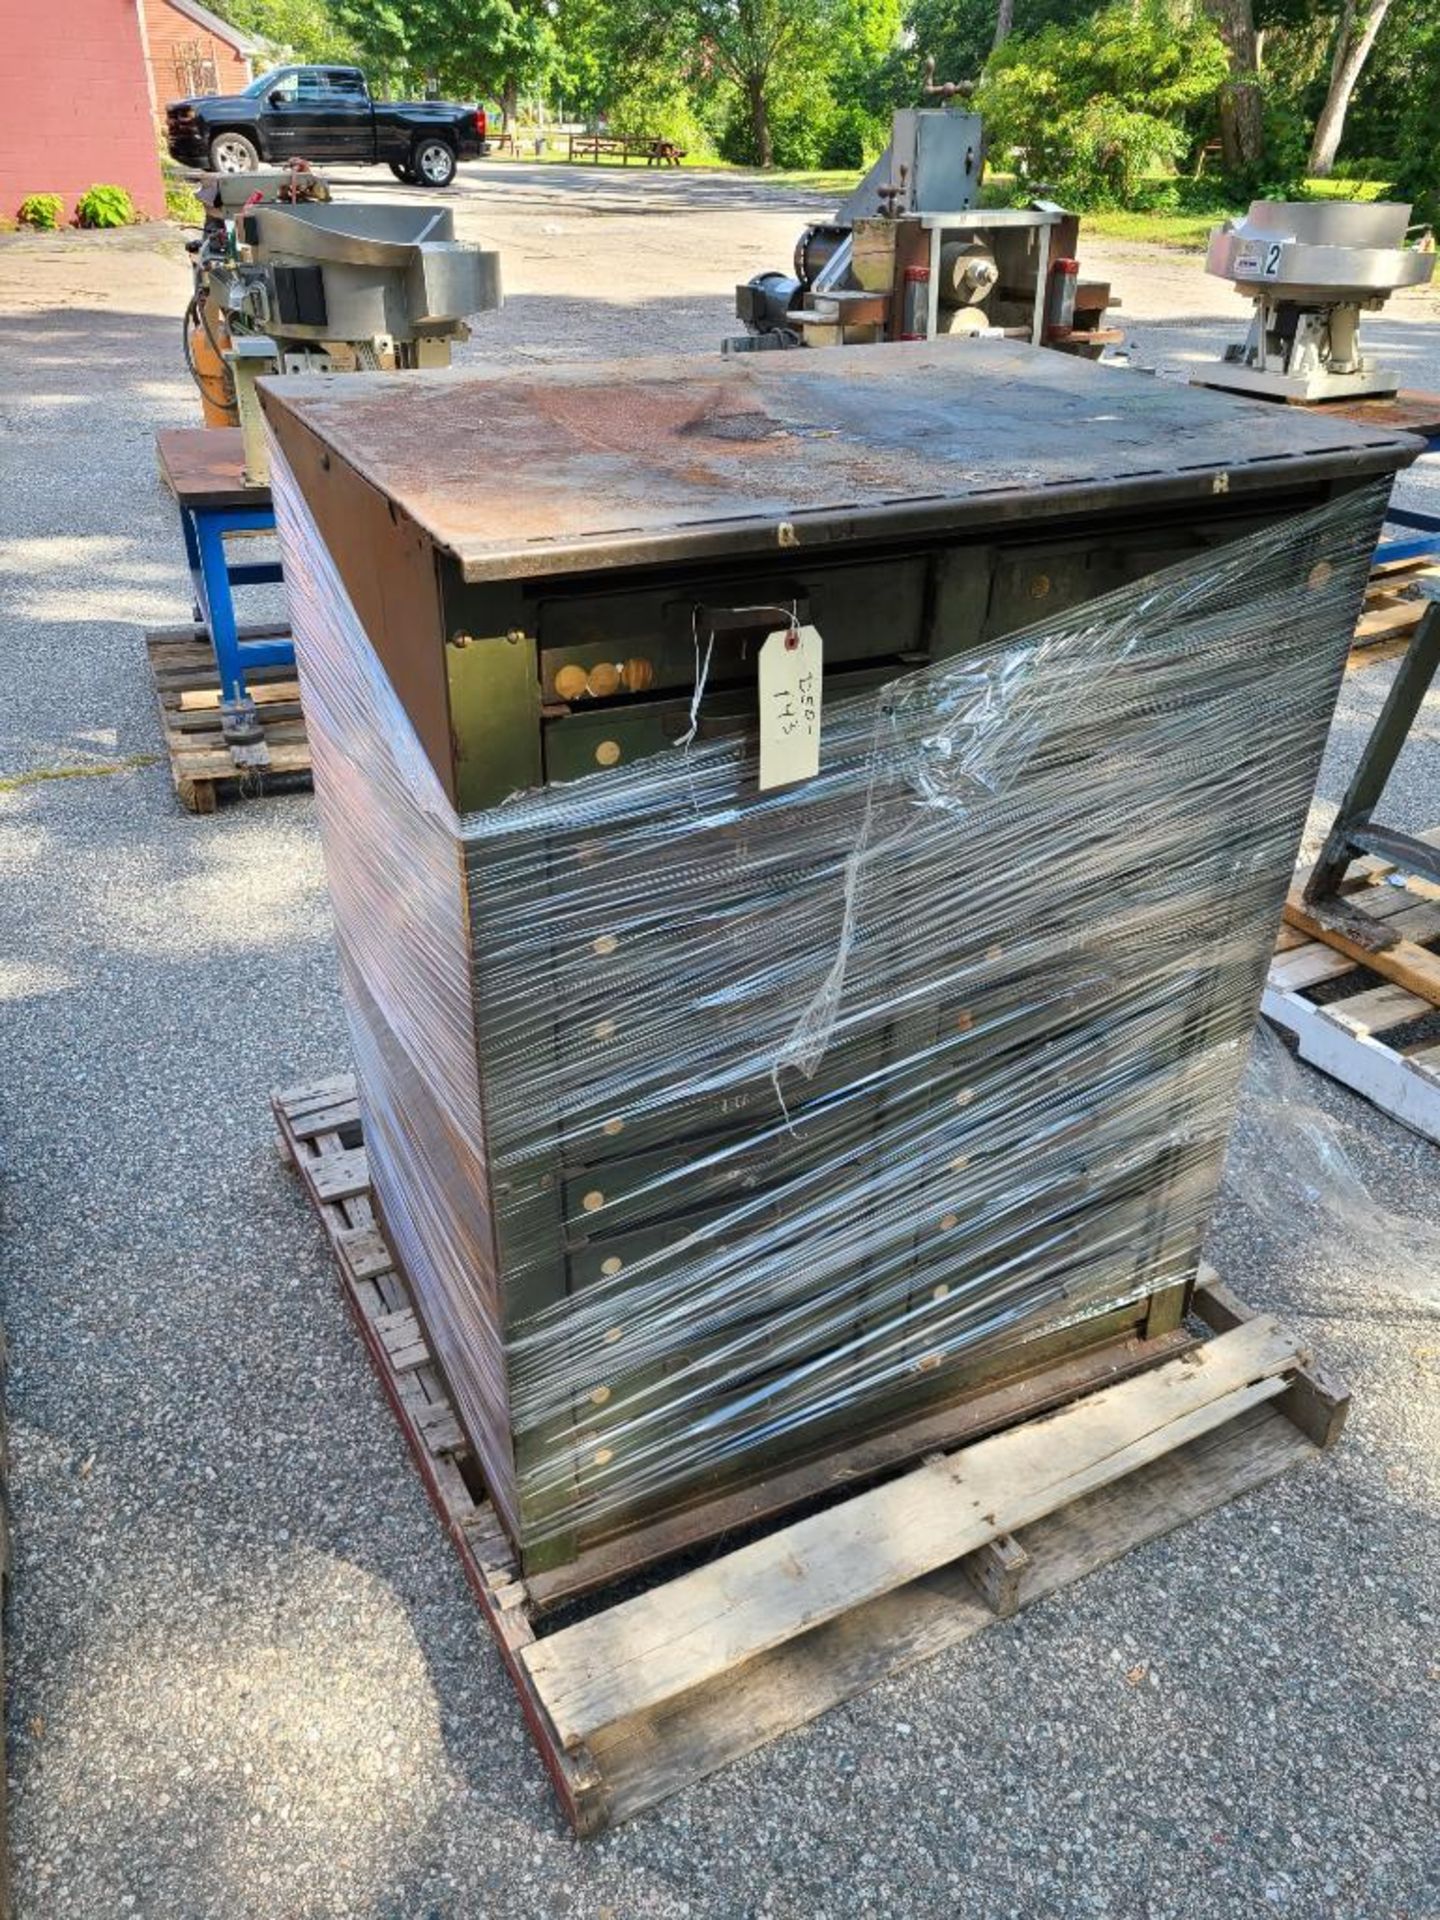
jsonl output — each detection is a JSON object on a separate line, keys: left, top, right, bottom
{"left": 212, "top": 0, "right": 1435, "bottom": 190}
{"left": 976, "top": 0, "right": 1231, "bottom": 202}
{"left": 224, "top": 0, "right": 361, "bottom": 67}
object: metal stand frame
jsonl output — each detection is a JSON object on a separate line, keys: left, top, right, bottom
{"left": 1304, "top": 597, "right": 1440, "bottom": 926}
{"left": 918, "top": 207, "right": 1058, "bottom": 346}
{"left": 177, "top": 496, "right": 293, "bottom": 745}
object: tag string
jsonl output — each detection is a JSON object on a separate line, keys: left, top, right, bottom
{"left": 679, "top": 601, "right": 801, "bottom": 749}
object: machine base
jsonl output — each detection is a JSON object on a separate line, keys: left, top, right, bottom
{"left": 1192, "top": 362, "right": 1401, "bottom": 404}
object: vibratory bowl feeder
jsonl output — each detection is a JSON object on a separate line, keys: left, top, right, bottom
{"left": 1197, "top": 199, "right": 1435, "bottom": 404}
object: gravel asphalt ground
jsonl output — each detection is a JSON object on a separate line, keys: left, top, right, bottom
{"left": 0, "top": 166, "right": 1437, "bottom": 1920}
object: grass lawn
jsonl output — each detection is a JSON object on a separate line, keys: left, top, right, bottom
{"left": 1083, "top": 180, "right": 1394, "bottom": 249}
{"left": 1083, "top": 207, "right": 1227, "bottom": 248}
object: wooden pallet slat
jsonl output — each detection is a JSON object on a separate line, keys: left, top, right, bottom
{"left": 272, "top": 1076, "right": 1348, "bottom": 1835}
{"left": 589, "top": 1398, "right": 1316, "bottom": 1826}
{"left": 1319, "top": 980, "right": 1433, "bottom": 1037}
{"left": 521, "top": 1316, "right": 1302, "bottom": 1751}
{"left": 1283, "top": 890, "right": 1440, "bottom": 1005}
{"left": 1348, "top": 555, "right": 1440, "bottom": 670}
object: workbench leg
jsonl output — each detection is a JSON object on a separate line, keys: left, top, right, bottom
{"left": 194, "top": 510, "right": 249, "bottom": 711}
{"left": 1305, "top": 603, "right": 1440, "bottom": 904}
{"left": 179, "top": 503, "right": 205, "bottom": 628}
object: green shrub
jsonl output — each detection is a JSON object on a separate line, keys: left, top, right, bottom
{"left": 976, "top": 0, "right": 1231, "bottom": 208}
{"left": 165, "top": 180, "right": 204, "bottom": 224}
{"left": 1329, "top": 155, "right": 1397, "bottom": 181}
{"left": 74, "top": 184, "right": 138, "bottom": 229}
{"left": 17, "top": 193, "right": 64, "bottom": 231}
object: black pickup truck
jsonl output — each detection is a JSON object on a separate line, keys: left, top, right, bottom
{"left": 166, "top": 66, "right": 488, "bottom": 188}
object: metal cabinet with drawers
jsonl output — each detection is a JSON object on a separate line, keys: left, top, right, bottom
{"left": 263, "top": 340, "right": 1415, "bottom": 1581}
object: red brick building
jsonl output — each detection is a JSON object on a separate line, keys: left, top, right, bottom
{"left": 141, "top": 0, "right": 257, "bottom": 114}
{"left": 0, "top": 0, "right": 166, "bottom": 222}
{"left": 0, "top": 0, "right": 258, "bottom": 226}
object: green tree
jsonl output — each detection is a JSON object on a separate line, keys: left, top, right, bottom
{"left": 223, "top": 0, "right": 360, "bottom": 66}
{"left": 900, "top": 0, "right": 1094, "bottom": 98}
{"left": 1308, "top": 0, "right": 1399, "bottom": 171}
{"left": 337, "top": 0, "right": 557, "bottom": 117}
{"left": 684, "top": 0, "right": 830, "bottom": 165}
{"left": 1380, "top": 9, "right": 1440, "bottom": 208}
{"left": 975, "top": 0, "right": 1231, "bottom": 203}
{"left": 1203, "top": 0, "right": 1264, "bottom": 169}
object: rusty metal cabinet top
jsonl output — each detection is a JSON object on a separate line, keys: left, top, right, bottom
{"left": 259, "top": 339, "right": 1418, "bottom": 584}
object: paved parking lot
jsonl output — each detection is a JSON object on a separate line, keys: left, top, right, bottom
{"left": 1, "top": 163, "right": 1437, "bottom": 1920}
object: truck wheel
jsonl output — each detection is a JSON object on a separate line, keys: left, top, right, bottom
{"left": 413, "top": 138, "right": 456, "bottom": 188}
{"left": 209, "top": 131, "right": 260, "bottom": 173}
{"left": 390, "top": 161, "right": 417, "bottom": 183}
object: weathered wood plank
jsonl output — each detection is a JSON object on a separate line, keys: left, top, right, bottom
{"left": 1319, "top": 981, "right": 1434, "bottom": 1038}
{"left": 1269, "top": 942, "right": 1360, "bottom": 993}
{"left": 276, "top": 1075, "right": 358, "bottom": 1119}
{"left": 309, "top": 1147, "right": 371, "bottom": 1203}
{"left": 1282, "top": 890, "right": 1440, "bottom": 1007}
{"left": 335, "top": 1222, "right": 394, "bottom": 1282}
{"left": 523, "top": 1318, "right": 1303, "bottom": 1748}
{"left": 590, "top": 1403, "right": 1315, "bottom": 1826}
{"left": 288, "top": 1099, "right": 363, "bottom": 1142}
{"left": 179, "top": 679, "right": 301, "bottom": 712}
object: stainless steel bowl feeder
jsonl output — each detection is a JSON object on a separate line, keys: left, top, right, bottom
{"left": 1196, "top": 199, "right": 1434, "bottom": 403}
{"left": 206, "top": 195, "right": 502, "bottom": 483}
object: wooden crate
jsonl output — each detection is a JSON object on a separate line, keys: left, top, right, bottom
{"left": 146, "top": 626, "right": 311, "bottom": 813}
{"left": 1266, "top": 845, "right": 1440, "bottom": 1141}
{"left": 275, "top": 1075, "right": 1347, "bottom": 1835}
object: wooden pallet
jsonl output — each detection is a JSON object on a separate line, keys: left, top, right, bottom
{"left": 146, "top": 626, "right": 311, "bottom": 813}
{"left": 274, "top": 1075, "right": 1347, "bottom": 1835}
{"left": 1266, "top": 848, "right": 1440, "bottom": 1141}
{"left": 1348, "top": 554, "right": 1440, "bottom": 672}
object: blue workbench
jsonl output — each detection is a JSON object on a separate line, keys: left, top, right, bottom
{"left": 156, "top": 426, "right": 294, "bottom": 717}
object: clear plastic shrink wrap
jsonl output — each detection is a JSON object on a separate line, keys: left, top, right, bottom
{"left": 272, "top": 441, "right": 1389, "bottom": 1562}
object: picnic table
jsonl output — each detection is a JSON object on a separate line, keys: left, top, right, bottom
{"left": 567, "top": 132, "right": 685, "bottom": 167}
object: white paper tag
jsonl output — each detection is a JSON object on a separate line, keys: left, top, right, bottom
{"left": 758, "top": 624, "right": 823, "bottom": 791}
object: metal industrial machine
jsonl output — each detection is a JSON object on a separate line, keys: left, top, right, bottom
{"left": 1197, "top": 199, "right": 1434, "bottom": 403}
{"left": 183, "top": 165, "right": 502, "bottom": 481}
{"left": 729, "top": 79, "right": 1117, "bottom": 355}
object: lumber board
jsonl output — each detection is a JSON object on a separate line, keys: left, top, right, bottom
{"left": 1268, "top": 941, "right": 1359, "bottom": 993}
{"left": 588, "top": 1402, "right": 1315, "bottom": 1825}
{"left": 1319, "top": 980, "right": 1434, "bottom": 1037}
{"left": 1282, "top": 889, "right": 1440, "bottom": 1007}
{"left": 178, "top": 679, "right": 302, "bottom": 712}
{"left": 523, "top": 1317, "right": 1303, "bottom": 1748}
